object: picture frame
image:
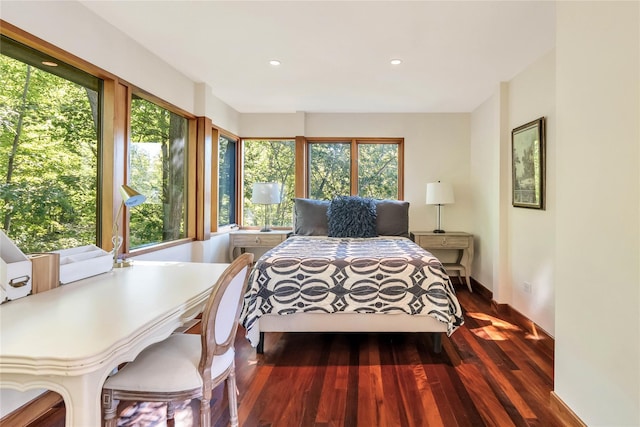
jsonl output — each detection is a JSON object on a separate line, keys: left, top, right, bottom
{"left": 512, "top": 117, "right": 545, "bottom": 209}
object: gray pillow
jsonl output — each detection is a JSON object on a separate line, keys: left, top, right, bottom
{"left": 327, "top": 196, "right": 378, "bottom": 238}
{"left": 293, "top": 198, "right": 330, "bottom": 235}
{"left": 375, "top": 199, "right": 410, "bottom": 237}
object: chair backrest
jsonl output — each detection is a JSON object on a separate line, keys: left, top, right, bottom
{"left": 198, "top": 253, "right": 254, "bottom": 375}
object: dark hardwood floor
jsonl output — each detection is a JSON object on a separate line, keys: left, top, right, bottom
{"left": 21, "top": 283, "right": 562, "bottom": 427}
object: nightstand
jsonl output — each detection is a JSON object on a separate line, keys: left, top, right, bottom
{"left": 410, "top": 231, "right": 474, "bottom": 292}
{"left": 228, "top": 230, "right": 289, "bottom": 261}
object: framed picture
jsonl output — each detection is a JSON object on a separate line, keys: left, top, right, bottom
{"left": 512, "top": 117, "right": 545, "bottom": 209}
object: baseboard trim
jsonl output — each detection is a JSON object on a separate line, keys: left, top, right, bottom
{"left": 550, "top": 392, "right": 587, "bottom": 427}
{"left": 469, "top": 277, "right": 493, "bottom": 302}
{"left": 469, "top": 278, "right": 553, "bottom": 352}
{"left": 0, "top": 390, "right": 63, "bottom": 426}
{"left": 490, "top": 299, "right": 510, "bottom": 315}
{"left": 507, "top": 304, "right": 554, "bottom": 352}
{"left": 470, "top": 278, "right": 583, "bottom": 423}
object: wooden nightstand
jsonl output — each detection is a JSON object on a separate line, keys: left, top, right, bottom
{"left": 410, "top": 231, "right": 474, "bottom": 292}
{"left": 228, "top": 230, "right": 289, "bottom": 261}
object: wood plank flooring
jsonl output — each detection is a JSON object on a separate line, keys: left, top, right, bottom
{"left": 22, "top": 284, "right": 563, "bottom": 427}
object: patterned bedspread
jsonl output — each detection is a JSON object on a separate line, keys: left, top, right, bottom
{"left": 240, "top": 236, "right": 464, "bottom": 346}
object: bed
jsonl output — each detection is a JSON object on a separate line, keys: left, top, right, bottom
{"left": 240, "top": 196, "right": 464, "bottom": 354}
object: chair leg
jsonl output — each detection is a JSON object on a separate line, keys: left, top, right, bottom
{"left": 102, "top": 390, "right": 119, "bottom": 427}
{"left": 200, "top": 396, "right": 211, "bottom": 427}
{"left": 227, "top": 363, "right": 239, "bottom": 427}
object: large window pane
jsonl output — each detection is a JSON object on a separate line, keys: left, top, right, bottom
{"left": 308, "top": 142, "right": 350, "bottom": 199}
{"left": 0, "top": 36, "right": 101, "bottom": 252}
{"left": 218, "top": 134, "right": 236, "bottom": 227}
{"left": 358, "top": 143, "right": 399, "bottom": 199}
{"left": 129, "top": 95, "right": 187, "bottom": 248}
{"left": 242, "top": 139, "right": 294, "bottom": 228}
{"left": 308, "top": 140, "right": 401, "bottom": 200}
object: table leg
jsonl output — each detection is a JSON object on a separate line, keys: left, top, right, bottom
{"left": 58, "top": 371, "right": 105, "bottom": 427}
{"left": 0, "top": 370, "right": 106, "bottom": 427}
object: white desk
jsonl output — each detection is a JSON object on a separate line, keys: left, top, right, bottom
{"left": 0, "top": 261, "right": 230, "bottom": 427}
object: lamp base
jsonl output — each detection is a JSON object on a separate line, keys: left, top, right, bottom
{"left": 113, "top": 259, "right": 134, "bottom": 268}
{"left": 433, "top": 229, "right": 446, "bottom": 233}
{"left": 259, "top": 228, "right": 272, "bottom": 232}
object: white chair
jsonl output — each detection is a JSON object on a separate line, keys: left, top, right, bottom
{"left": 102, "top": 253, "right": 254, "bottom": 427}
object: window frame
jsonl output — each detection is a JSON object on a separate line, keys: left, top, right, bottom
{"left": 1, "top": 21, "right": 200, "bottom": 258}
{"left": 237, "top": 136, "right": 404, "bottom": 228}
{"left": 0, "top": 33, "right": 104, "bottom": 252}
{"left": 306, "top": 137, "right": 404, "bottom": 200}
{"left": 124, "top": 89, "right": 196, "bottom": 255}
{"left": 3, "top": 23, "right": 405, "bottom": 247}
{"left": 239, "top": 138, "right": 297, "bottom": 230}
{"left": 212, "top": 127, "right": 240, "bottom": 233}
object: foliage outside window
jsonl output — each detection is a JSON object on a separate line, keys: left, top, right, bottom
{"left": 308, "top": 139, "right": 401, "bottom": 200}
{"left": 218, "top": 134, "right": 236, "bottom": 227}
{"left": 308, "top": 142, "right": 351, "bottom": 199}
{"left": 357, "top": 142, "right": 399, "bottom": 199}
{"left": 129, "top": 95, "right": 187, "bottom": 249}
{"left": 242, "top": 139, "right": 295, "bottom": 228}
{"left": 0, "top": 36, "right": 101, "bottom": 253}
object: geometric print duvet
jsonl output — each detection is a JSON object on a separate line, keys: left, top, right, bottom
{"left": 240, "top": 236, "right": 464, "bottom": 347}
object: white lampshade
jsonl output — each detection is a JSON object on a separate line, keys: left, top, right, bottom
{"left": 426, "top": 181, "right": 455, "bottom": 205}
{"left": 251, "top": 182, "right": 281, "bottom": 204}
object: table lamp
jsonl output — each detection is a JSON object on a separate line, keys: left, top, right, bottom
{"left": 113, "top": 184, "right": 146, "bottom": 268}
{"left": 426, "top": 181, "right": 454, "bottom": 233}
{"left": 251, "top": 182, "right": 281, "bottom": 232}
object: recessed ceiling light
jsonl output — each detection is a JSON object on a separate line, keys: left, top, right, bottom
{"left": 390, "top": 59, "right": 402, "bottom": 65}
{"left": 41, "top": 61, "right": 58, "bottom": 67}
{"left": 269, "top": 60, "right": 281, "bottom": 66}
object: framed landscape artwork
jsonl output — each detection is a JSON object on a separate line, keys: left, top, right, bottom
{"left": 511, "top": 117, "right": 545, "bottom": 209}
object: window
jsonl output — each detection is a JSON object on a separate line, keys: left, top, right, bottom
{"left": 242, "top": 139, "right": 295, "bottom": 228}
{"left": 357, "top": 142, "right": 399, "bottom": 199}
{"left": 129, "top": 94, "right": 188, "bottom": 249}
{"left": 218, "top": 133, "right": 236, "bottom": 227}
{"left": 308, "top": 142, "right": 351, "bottom": 199}
{"left": 0, "top": 35, "right": 102, "bottom": 252}
{"left": 308, "top": 139, "right": 402, "bottom": 200}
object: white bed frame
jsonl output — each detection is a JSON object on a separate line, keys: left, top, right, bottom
{"left": 256, "top": 312, "right": 448, "bottom": 354}
{"left": 253, "top": 201, "right": 453, "bottom": 354}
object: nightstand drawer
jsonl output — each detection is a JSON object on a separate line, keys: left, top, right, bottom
{"left": 228, "top": 230, "right": 290, "bottom": 261}
{"left": 416, "top": 235, "right": 469, "bottom": 248}
{"left": 232, "top": 234, "right": 285, "bottom": 247}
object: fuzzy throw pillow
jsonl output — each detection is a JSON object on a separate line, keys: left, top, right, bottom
{"left": 327, "top": 196, "right": 378, "bottom": 238}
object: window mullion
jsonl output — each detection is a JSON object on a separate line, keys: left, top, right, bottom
{"left": 350, "top": 140, "right": 358, "bottom": 195}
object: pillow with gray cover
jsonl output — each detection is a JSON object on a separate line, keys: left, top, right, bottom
{"left": 327, "top": 196, "right": 377, "bottom": 238}
{"left": 293, "top": 198, "right": 330, "bottom": 235}
{"left": 375, "top": 199, "right": 410, "bottom": 237}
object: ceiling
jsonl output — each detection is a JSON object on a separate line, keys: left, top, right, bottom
{"left": 79, "top": 1, "right": 555, "bottom": 114}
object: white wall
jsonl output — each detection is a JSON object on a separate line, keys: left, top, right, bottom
{"left": 0, "top": 389, "right": 46, "bottom": 418}
{"left": 131, "top": 234, "right": 230, "bottom": 263}
{"left": 2, "top": 1, "right": 194, "bottom": 114}
{"left": 240, "top": 112, "right": 472, "bottom": 234}
{"left": 3, "top": 1, "right": 473, "bottom": 257}
{"left": 195, "top": 83, "right": 241, "bottom": 135}
{"left": 240, "top": 112, "right": 305, "bottom": 137}
{"left": 7, "top": 2, "right": 639, "bottom": 425}
{"left": 2, "top": 1, "right": 241, "bottom": 134}
{"left": 507, "top": 51, "right": 556, "bottom": 335}
{"left": 555, "top": 2, "right": 639, "bottom": 425}
{"left": 2, "top": 2, "right": 242, "bottom": 266}
{"left": 470, "top": 51, "right": 556, "bottom": 335}
{"left": 469, "top": 88, "right": 501, "bottom": 293}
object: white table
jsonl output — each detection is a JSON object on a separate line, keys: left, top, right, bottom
{"left": 0, "top": 260, "right": 230, "bottom": 427}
